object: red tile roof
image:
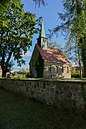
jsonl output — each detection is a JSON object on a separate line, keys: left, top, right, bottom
{"left": 36, "top": 45, "right": 70, "bottom": 64}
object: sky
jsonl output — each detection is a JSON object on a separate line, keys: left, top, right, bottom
{"left": 13, "top": 0, "right": 67, "bottom": 71}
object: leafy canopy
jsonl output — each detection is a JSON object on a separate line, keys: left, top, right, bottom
{"left": 0, "top": 2, "right": 36, "bottom": 76}
{"left": 0, "top": 0, "right": 45, "bottom": 11}
{"left": 54, "top": 0, "right": 86, "bottom": 64}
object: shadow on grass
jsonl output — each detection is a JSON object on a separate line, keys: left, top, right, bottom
{"left": 0, "top": 88, "right": 86, "bottom": 129}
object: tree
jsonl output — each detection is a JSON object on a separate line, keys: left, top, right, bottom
{"left": 0, "top": 2, "right": 36, "bottom": 77}
{"left": 54, "top": 0, "right": 86, "bottom": 77}
{"left": 71, "top": 67, "right": 80, "bottom": 78}
{"left": 0, "top": 0, "right": 45, "bottom": 11}
{"left": 33, "top": 0, "right": 45, "bottom": 6}
{"left": 0, "top": 0, "right": 20, "bottom": 12}
{"left": 0, "top": 0, "right": 45, "bottom": 27}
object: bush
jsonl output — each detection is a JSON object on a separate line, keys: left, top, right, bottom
{"left": 71, "top": 67, "right": 80, "bottom": 78}
{"left": 12, "top": 72, "right": 26, "bottom": 79}
{"left": 26, "top": 72, "right": 33, "bottom": 78}
{"left": 72, "top": 72, "right": 80, "bottom": 78}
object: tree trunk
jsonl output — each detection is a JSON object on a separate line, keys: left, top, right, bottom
{"left": 81, "top": 48, "right": 86, "bottom": 77}
{"left": 83, "top": 63, "right": 86, "bottom": 77}
{"left": 79, "top": 38, "right": 86, "bottom": 77}
{"left": 2, "top": 69, "right": 6, "bottom": 77}
{"left": 79, "top": 58, "right": 82, "bottom": 78}
{"left": 78, "top": 48, "right": 82, "bottom": 78}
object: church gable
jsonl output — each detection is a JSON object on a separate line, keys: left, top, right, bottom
{"left": 29, "top": 46, "right": 40, "bottom": 77}
{"left": 29, "top": 45, "right": 44, "bottom": 78}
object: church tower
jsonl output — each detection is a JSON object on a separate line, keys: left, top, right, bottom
{"left": 37, "top": 22, "right": 47, "bottom": 49}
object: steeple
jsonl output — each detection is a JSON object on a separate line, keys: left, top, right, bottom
{"left": 37, "top": 21, "right": 47, "bottom": 49}
{"left": 39, "top": 22, "right": 46, "bottom": 38}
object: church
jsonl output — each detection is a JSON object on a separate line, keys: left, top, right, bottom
{"left": 29, "top": 22, "right": 71, "bottom": 78}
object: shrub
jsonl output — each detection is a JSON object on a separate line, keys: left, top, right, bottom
{"left": 71, "top": 67, "right": 80, "bottom": 78}
{"left": 26, "top": 72, "right": 33, "bottom": 78}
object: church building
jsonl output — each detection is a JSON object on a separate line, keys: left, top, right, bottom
{"left": 29, "top": 22, "right": 71, "bottom": 78}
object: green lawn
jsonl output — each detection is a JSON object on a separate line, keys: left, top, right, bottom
{"left": 0, "top": 88, "right": 86, "bottom": 129}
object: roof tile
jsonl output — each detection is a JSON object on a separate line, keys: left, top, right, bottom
{"left": 36, "top": 45, "right": 70, "bottom": 64}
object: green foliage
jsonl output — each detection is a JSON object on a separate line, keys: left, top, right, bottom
{"left": 12, "top": 72, "right": 18, "bottom": 76}
{"left": 12, "top": 71, "right": 26, "bottom": 79}
{"left": 33, "top": 0, "right": 46, "bottom": 6}
{"left": 26, "top": 72, "right": 33, "bottom": 78}
{"left": 12, "top": 72, "right": 32, "bottom": 79}
{"left": 0, "top": 0, "right": 45, "bottom": 12}
{"left": 57, "top": 0, "right": 86, "bottom": 39}
{"left": 12, "top": 69, "right": 32, "bottom": 79}
{"left": 0, "top": 2, "right": 36, "bottom": 77}
{"left": 71, "top": 67, "right": 80, "bottom": 78}
{"left": 0, "top": 0, "right": 22, "bottom": 27}
{"left": 20, "top": 68, "right": 28, "bottom": 74}
{"left": 0, "top": 0, "right": 21, "bottom": 14}
{"left": 54, "top": 0, "right": 86, "bottom": 76}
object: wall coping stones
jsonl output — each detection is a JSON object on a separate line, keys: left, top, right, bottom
{"left": 0, "top": 78, "right": 86, "bottom": 83}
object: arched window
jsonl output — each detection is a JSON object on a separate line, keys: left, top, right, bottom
{"left": 56, "top": 66, "right": 58, "bottom": 73}
{"left": 62, "top": 66, "right": 64, "bottom": 73}
{"left": 49, "top": 65, "right": 51, "bottom": 72}
{"left": 51, "top": 66, "right": 55, "bottom": 73}
{"left": 67, "top": 67, "right": 69, "bottom": 73}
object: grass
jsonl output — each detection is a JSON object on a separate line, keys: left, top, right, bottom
{"left": 0, "top": 88, "right": 86, "bottom": 129}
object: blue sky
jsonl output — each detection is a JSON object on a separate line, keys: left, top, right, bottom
{"left": 13, "top": 0, "right": 67, "bottom": 71}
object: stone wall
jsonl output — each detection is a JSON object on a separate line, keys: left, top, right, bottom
{"left": 0, "top": 79, "right": 86, "bottom": 113}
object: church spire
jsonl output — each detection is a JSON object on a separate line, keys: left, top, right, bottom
{"left": 37, "top": 21, "right": 47, "bottom": 49}
{"left": 39, "top": 22, "right": 46, "bottom": 38}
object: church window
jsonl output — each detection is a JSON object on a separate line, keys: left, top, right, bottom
{"left": 51, "top": 66, "right": 55, "bottom": 73}
{"left": 67, "top": 67, "right": 69, "bottom": 73}
{"left": 56, "top": 66, "right": 58, "bottom": 73}
{"left": 62, "top": 66, "right": 64, "bottom": 73}
{"left": 49, "top": 65, "right": 51, "bottom": 72}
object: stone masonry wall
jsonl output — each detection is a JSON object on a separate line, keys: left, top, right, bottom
{"left": 43, "top": 61, "right": 71, "bottom": 79}
{"left": 0, "top": 79, "right": 86, "bottom": 113}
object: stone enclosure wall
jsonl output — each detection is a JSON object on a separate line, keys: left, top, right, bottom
{"left": 0, "top": 79, "right": 86, "bottom": 113}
